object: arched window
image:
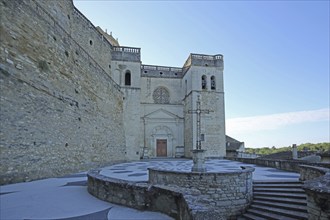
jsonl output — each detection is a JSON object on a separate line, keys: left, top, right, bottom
{"left": 153, "top": 87, "right": 170, "bottom": 104}
{"left": 125, "top": 71, "right": 131, "bottom": 86}
{"left": 211, "top": 76, "right": 216, "bottom": 90}
{"left": 202, "top": 75, "right": 207, "bottom": 90}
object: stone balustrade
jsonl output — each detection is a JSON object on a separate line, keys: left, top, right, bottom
{"left": 191, "top": 54, "right": 223, "bottom": 61}
{"left": 183, "top": 53, "right": 224, "bottom": 69}
{"left": 112, "top": 46, "right": 141, "bottom": 62}
{"left": 113, "top": 46, "right": 140, "bottom": 53}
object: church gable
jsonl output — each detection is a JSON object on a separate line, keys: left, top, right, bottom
{"left": 144, "top": 108, "right": 183, "bottom": 120}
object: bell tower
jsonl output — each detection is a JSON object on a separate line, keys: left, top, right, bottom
{"left": 183, "top": 54, "right": 226, "bottom": 158}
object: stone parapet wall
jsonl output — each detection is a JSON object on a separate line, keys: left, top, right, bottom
{"left": 302, "top": 168, "right": 330, "bottom": 220}
{"left": 88, "top": 171, "right": 148, "bottom": 209}
{"left": 88, "top": 167, "right": 254, "bottom": 219}
{"left": 229, "top": 158, "right": 330, "bottom": 173}
{"left": 183, "top": 54, "right": 224, "bottom": 69}
{"left": 0, "top": 0, "right": 126, "bottom": 184}
{"left": 87, "top": 169, "right": 191, "bottom": 219}
{"left": 148, "top": 167, "right": 254, "bottom": 218}
{"left": 299, "top": 165, "right": 330, "bottom": 181}
{"left": 141, "top": 65, "right": 183, "bottom": 78}
{"left": 112, "top": 46, "right": 141, "bottom": 62}
{"left": 229, "top": 159, "right": 330, "bottom": 219}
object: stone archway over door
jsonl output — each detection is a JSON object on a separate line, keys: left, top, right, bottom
{"left": 156, "top": 139, "right": 167, "bottom": 157}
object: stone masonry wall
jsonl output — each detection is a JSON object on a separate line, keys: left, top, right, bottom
{"left": 149, "top": 167, "right": 254, "bottom": 218}
{"left": 87, "top": 169, "right": 190, "bottom": 219}
{"left": 182, "top": 60, "right": 226, "bottom": 158}
{"left": 299, "top": 165, "right": 329, "bottom": 181}
{"left": 200, "top": 91, "right": 226, "bottom": 157}
{"left": 230, "top": 157, "right": 330, "bottom": 173}
{"left": 229, "top": 159, "right": 330, "bottom": 219}
{"left": 183, "top": 93, "right": 194, "bottom": 157}
{"left": 0, "top": 0, "right": 126, "bottom": 184}
{"left": 35, "top": 0, "right": 114, "bottom": 78}
{"left": 88, "top": 168, "right": 254, "bottom": 220}
{"left": 302, "top": 169, "right": 330, "bottom": 220}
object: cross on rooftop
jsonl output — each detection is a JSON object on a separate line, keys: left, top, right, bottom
{"left": 188, "top": 95, "right": 213, "bottom": 150}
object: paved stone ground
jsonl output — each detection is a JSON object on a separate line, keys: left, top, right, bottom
{"left": 0, "top": 159, "right": 300, "bottom": 220}
{"left": 100, "top": 159, "right": 300, "bottom": 182}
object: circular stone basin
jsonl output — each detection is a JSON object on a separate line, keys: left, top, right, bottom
{"left": 88, "top": 160, "right": 255, "bottom": 220}
{"left": 148, "top": 166, "right": 255, "bottom": 197}
{"left": 147, "top": 166, "right": 255, "bottom": 218}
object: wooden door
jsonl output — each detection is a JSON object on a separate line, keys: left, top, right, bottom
{"left": 156, "top": 139, "right": 167, "bottom": 157}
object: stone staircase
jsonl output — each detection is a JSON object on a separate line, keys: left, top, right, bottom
{"left": 239, "top": 180, "right": 308, "bottom": 220}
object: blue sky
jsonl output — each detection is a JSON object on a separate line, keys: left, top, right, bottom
{"left": 73, "top": 0, "right": 329, "bottom": 148}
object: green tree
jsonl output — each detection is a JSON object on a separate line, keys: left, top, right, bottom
{"left": 244, "top": 142, "right": 329, "bottom": 155}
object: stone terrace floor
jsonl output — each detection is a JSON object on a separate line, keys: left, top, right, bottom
{"left": 0, "top": 159, "right": 300, "bottom": 220}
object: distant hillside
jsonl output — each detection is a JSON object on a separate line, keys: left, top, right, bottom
{"left": 245, "top": 142, "right": 330, "bottom": 155}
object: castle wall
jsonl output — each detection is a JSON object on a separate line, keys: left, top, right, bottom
{"left": 36, "top": 0, "right": 114, "bottom": 78}
{"left": 70, "top": 7, "right": 113, "bottom": 77}
{"left": 0, "top": 0, "right": 126, "bottom": 184}
{"left": 0, "top": 0, "right": 227, "bottom": 184}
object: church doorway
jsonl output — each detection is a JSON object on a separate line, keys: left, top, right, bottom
{"left": 156, "top": 139, "right": 167, "bottom": 157}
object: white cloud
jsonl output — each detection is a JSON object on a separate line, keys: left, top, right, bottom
{"left": 226, "top": 108, "right": 330, "bottom": 134}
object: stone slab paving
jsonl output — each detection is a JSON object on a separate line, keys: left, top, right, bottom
{"left": 100, "top": 159, "right": 300, "bottom": 182}
{"left": 0, "top": 172, "right": 172, "bottom": 220}
{"left": 0, "top": 159, "right": 300, "bottom": 220}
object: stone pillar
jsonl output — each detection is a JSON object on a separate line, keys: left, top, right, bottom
{"left": 191, "top": 149, "right": 207, "bottom": 172}
{"left": 292, "top": 144, "right": 298, "bottom": 159}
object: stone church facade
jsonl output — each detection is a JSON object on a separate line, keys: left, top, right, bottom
{"left": 0, "top": 0, "right": 225, "bottom": 184}
{"left": 116, "top": 53, "right": 226, "bottom": 159}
